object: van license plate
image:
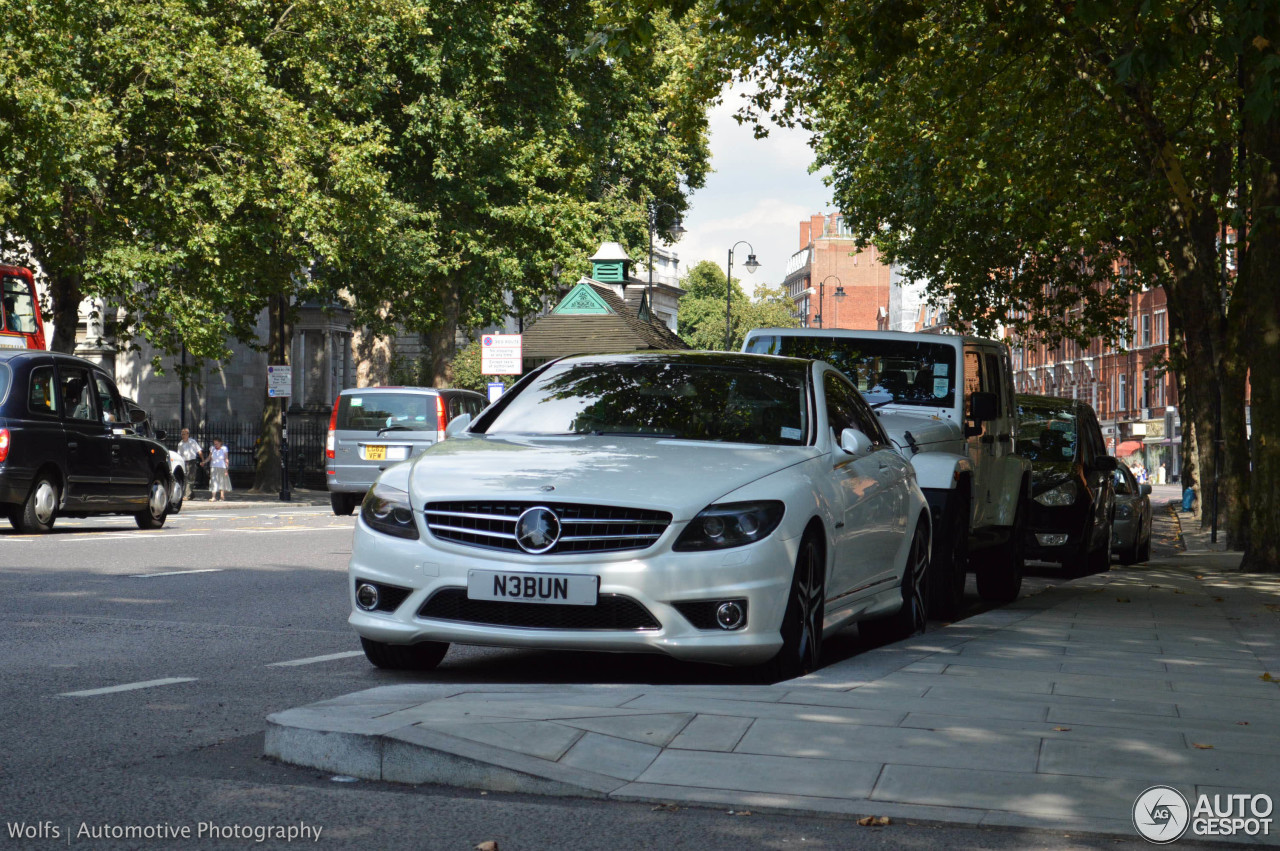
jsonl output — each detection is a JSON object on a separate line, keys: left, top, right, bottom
{"left": 467, "top": 570, "right": 597, "bottom": 606}
{"left": 364, "top": 445, "right": 386, "bottom": 461}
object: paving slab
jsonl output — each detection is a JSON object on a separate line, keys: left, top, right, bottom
{"left": 266, "top": 555, "right": 1280, "bottom": 846}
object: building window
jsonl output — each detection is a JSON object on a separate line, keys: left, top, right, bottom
{"left": 1141, "top": 314, "right": 1151, "bottom": 347}
{"left": 1155, "top": 310, "right": 1166, "bottom": 344}
{"left": 1118, "top": 374, "right": 1128, "bottom": 413}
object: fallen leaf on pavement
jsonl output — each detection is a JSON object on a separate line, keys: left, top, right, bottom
{"left": 857, "top": 816, "right": 892, "bottom": 827}
{"left": 1214, "top": 596, "right": 1225, "bottom": 602}
{"left": 1237, "top": 721, "right": 1250, "bottom": 725}
{"left": 1116, "top": 597, "right": 1131, "bottom": 603}
{"left": 1262, "top": 673, "right": 1276, "bottom": 682}
{"left": 1195, "top": 575, "right": 1204, "bottom": 580}
{"left": 652, "top": 804, "right": 680, "bottom": 813}
{"left": 1192, "top": 743, "right": 1214, "bottom": 749}
{"left": 475, "top": 842, "right": 499, "bottom": 851}
{"left": 1053, "top": 727, "right": 1072, "bottom": 732}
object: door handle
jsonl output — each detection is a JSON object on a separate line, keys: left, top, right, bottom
{"left": 68, "top": 441, "right": 78, "bottom": 449}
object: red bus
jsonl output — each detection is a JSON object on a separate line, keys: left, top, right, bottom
{"left": 0, "top": 264, "right": 46, "bottom": 350}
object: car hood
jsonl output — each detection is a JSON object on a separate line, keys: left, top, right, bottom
{"left": 406, "top": 434, "right": 819, "bottom": 521}
{"left": 876, "top": 409, "right": 961, "bottom": 450}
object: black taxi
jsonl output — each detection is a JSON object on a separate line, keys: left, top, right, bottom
{"left": 0, "top": 349, "right": 173, "bottom": 533}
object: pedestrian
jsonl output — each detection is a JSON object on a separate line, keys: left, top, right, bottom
{"left": 207, "top": 438, "right": 231, "bottom": 501}
{"left": 176, "top": 428, "right": 202, "bottom": 499}
{"left": 1157, "top": 461, "right": 1167, "bottom": 485}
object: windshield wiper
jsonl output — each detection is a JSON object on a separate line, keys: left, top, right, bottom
{"left": 376, "top": 425, "right": 414, "bottom": 435}
{"left": 589, "top": 430, "right": 679, "bottom": 438}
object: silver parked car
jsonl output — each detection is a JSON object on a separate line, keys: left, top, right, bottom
{"left": 1111, "top": 465, "right": 1152, "bottom": 564}
{"left": 325, "top": 387, "right": 487, "bottom": 515}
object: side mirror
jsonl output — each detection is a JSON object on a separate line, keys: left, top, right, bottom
{"left": 1094, "top": 455, "right": 1118, "bottom": 472}
{"left": 129, "top": 407, "right": 149, "bottom": 424}
{"left": 444, "top": 413, "right": 472, "bottom": 438}
{"left": 153, "top": 429, "right": 166, "bottom": 441}
{"left": 839, "top": 427, "right": 874, "bottom": 456}
{"left": 1140, "top": 483, "right": 1153, "bottom": 496}
{"left": 969, "top": 391, "right": 998, "bottom": 423}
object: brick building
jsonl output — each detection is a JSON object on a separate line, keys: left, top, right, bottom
{"left": 784, "top": 214, "right": 892, "bottom": 330}
{"left": 1010, "top": 286, "right": 1181, "bottom": 480}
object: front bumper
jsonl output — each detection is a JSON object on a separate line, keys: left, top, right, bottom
{"left": 347, "top": 513, "right": 798, "bottom": 666}
{"left": 1024, "top": 501, "right": 1091, "bottom": 563}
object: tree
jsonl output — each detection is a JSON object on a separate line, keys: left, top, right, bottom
{"left": 319, "top": 2, "right": 712, "bottom": 386}
{"left": 617, "top": 0, "right": 1280, "bottom": 570}
{"left": 677, "top": 259, "right": 798, "bottom": 349}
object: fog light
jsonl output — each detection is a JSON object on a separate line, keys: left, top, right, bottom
{"left": 715, "top": 601, "right": 746, "bottom": 630}
{"left": 356, "top": 583, "right": 380, "bottom": 611}
{"left": 1036, "top": 533, "right": 1069, "bottom": 547}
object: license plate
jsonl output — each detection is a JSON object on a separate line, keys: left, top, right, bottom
{"left": 467, "top": 570, "right": 598, "bottom": 606}
{"left": 363, "top": 445, "right": 386, "bottom": 461}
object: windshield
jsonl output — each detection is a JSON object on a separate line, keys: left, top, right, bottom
{"left": 478, "top": 356, "right": 809, "bottom": 445}
{"left": 745, "top": 334, "right": 956, "bottom": 408}
{"left": 338, "top": 392, "right": 435, "bottom": 431}
{"left": 1016, "top": 398, "right": 1079, "bottom": 462}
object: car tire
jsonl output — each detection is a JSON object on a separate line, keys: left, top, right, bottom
{"left": 754, "top": 532, "right": 825, "bottom": 683}
{"left": 977, "top": 485, "right": 1025, "bottom": 602}
{"left": 1137, "top": 528, "right": 1151, "bottom": 563}
{"left": 861, "top": 519, "right": 930, "bottom": 646}
{"left": 1089, "top": 520, "right": 1113, "bottom": 572}
{"left": 927, "top": 495, "right": 968, "bottom": 620}
{"left": 135, "top": 473, "right": 170, "bottom": 529}
{"left": 169, "top": 471, "right": 185, "bottom": 515}
{"left": 331, "top": 493, "right": 357, "bottom": 516}
{"left": 16, "top": 474, "right": 59, "bottom": 534}
{"left": 360, "top": 636, "right": 449, "bottom": 671}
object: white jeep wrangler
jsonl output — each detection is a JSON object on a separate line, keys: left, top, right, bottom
{"left": 744, "top": 329, "right": 1031, "bottom": 617}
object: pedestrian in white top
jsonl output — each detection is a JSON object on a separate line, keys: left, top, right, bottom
{"left": 177, "top": 428, "right": 202, "bottom": 499}
{"left": 206, "top": 438, "right": 231, "bottom": 501}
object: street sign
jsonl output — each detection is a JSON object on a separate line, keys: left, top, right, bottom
{"left": 480, "top": 334, "right": 522, "bottom": 375}
{"left": 267, "top": 364, "right": 292, "bottom": 397}
{"left": 487, "top": 382, "right": 505, "bottom": 403}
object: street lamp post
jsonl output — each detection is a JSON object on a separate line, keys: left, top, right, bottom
{"left": 648, "top": 202, "right": 685, "bottom": 325}
{"left": 831, "top": 280, "right": 847, "bottom": 329}
{"left": 726, "top": 241, "right": 760, "bottom": 349}
{"left": 817, "top": 274, "right": 843, "bottom": 329}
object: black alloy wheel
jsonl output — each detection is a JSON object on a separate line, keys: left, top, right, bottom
{"left": 360, "top": 636, "right": 449, "bottom": 671}
{"left": 928, "top": 495, "right": 968, "bottom": 620}
{"left": 756, "top": 533, "right": 825, "bottom": 683}
{"left": 861, "top": 520, "right": 930, "bottom": 645}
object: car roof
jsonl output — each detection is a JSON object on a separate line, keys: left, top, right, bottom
{"left": 552, "top": 349, "right": 814, "bottom": 370}
{"left": 0, "top": 349, "right": 107, "bottom": 371}
{"left": 337, "top": 386, "right": 482, "bottom": 396}
{"left": 744, "top": 327, "right": 1006, "bottom": 349}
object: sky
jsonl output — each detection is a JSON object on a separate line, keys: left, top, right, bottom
{"left": 672, "top": 86, "right": 834, "bottom": 291}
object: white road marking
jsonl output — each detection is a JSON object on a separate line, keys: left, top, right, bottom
{"left": 130, "top": 569, "right": 224, "bottom": 578}
{"left": 266, "top": 651, "right": 365, "bottom": 667}
{"left": 59, "top": 677, "right": 197, "bottom": 697}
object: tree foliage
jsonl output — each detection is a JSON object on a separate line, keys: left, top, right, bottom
{"left": 677, "top": 259, "right": 798, "bottom": 350}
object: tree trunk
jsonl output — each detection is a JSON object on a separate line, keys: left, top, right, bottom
{"left": 250, "top": 297, "right": 289, "bottom": 493}
{"left": 423, "top": 285, "right": 460, "bottom": 387}
{"left": 1238, "top": 121, "right": 1280, "bottom": 572}
{"left": 48, "top": 270, "right": 83, "bottom": 353}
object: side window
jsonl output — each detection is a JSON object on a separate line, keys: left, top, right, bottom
{"left": 92, "top": 374, "right": 125, "bottom": 424}
{"left": 59, "top": 367, "right": 98, "bottom": 423}
{"left": 823, "top": 372, "right": 857, "bottom": 440}
{"left": 963, "top": 348, "right": 984, "bottom": 420}
{"left": 984, "top": 352, "right": 1004, "bottom": 412}
{"left": 28, "top": 366, "right": 58, "bottom": 416}
{"left": 468, "top": 397, "right": 484, "bottom": 417}
{"left": 447, "top": 396, "right": 464, "bottom": 421}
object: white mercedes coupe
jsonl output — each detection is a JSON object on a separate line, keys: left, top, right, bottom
{"left": 348, "top": 351, "right": 931, "bottom": 680}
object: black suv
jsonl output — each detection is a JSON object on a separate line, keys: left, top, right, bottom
{"left": 0, "top": 349, "right": 174, "bottom": 533}
{"left": 1016, "top": 394, "right": 1118, "bottom": 574}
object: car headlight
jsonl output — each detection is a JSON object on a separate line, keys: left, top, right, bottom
{"left": 673, "top": 501, "right": 785, "bottom": 551}
{"left": 1034, "top": 480, "right": 1078, "bottom": 507}
{"left": 361, "top": 482, "right": 419, "bottom": 540}
{"left": 1116, "top": 502, "right": 1133, "bottom": 519}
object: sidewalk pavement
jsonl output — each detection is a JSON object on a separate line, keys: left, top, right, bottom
{"left": 266, "top": 517, "right": 1280, "bottom": 843}
{"left": 180, "top": 487, "right": 332, "bottom": 511}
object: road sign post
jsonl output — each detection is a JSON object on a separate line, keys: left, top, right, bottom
{"left": 480, "top": 334, "right": 522, "bottom": 376}
{"left": 267, "top": 364, "right": 292, "bottom": 501}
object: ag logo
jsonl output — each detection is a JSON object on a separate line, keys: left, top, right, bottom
{"left": 1134, "top": 785, "right": 1190, "bottom": 843}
